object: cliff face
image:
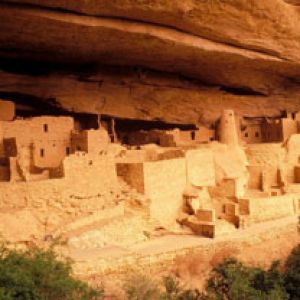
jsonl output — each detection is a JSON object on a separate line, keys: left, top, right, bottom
{"left": 1, "top": 0, "right": 300, "bottom": 124}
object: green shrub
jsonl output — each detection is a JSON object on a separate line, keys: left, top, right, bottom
{"left": 124, "top": 274, "right": 203, "bottom": 300}
{"left": 205, "top": 258, "right": 288, "bottom": 300}
{"left": 0, "top": 243, "right": 103, "bottom": 300}
{"left": 161, "top": 276, "right": 205, "bottom": 300}
{"left": 284, "top": 244, "right": 300, "bottom": 300}
{"left": 123, "top": 272, "right": 160, "bottom": 300}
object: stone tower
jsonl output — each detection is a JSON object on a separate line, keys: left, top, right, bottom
{"left": 219, "top": 109, "right": 239, "bottom": 146}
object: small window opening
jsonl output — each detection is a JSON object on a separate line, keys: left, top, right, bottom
{"left": 40, "top": 149, "right": 45, "bottom": 157}
{"left": 244, "top": 132, "right": 249, "bottom": 138}
{"left": 255, "top": 132, "right": 260, "bottom": 138}
{"left": 191, "top": 131, "right": 196, "bottom": 141}
{"left": 43, "top": 124, "right": 48, "bottom": 132}
{"left": 222, "top": 205, "right": 226, "bottom": 213}
{"left": 76, "top": 146, "right": 82, "bottom": 151}
{"left": 66, "top": 147, "right": 70, "bottom": 155}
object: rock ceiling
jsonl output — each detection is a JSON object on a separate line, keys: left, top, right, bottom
{"left": 1, "top": 0, "right": 300, "bottom": 124}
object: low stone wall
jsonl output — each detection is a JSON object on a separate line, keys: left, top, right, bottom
{"left": 72, "top": 217, "right": 299, "bottom": 277}
{"left": 0, "top": 154, "right": 123, "bottom": 238}
{"left": 241, "top": 194, "right": 297, "bottom": 224}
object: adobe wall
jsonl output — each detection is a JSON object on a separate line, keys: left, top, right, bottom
{"left": 245, "top": 144, "right": 285, "bottom": 167}
{"left": 0, "top": 154, "right": 121, "bottom": 237}
{"left": 116, "top": 163, "right": 145, "bottom": 194}
{"left": 86, "top": 129, "right": 110, "bottom": 154}
{"left": 262, "top": 120, "right": 282, "bottom": 142}
{"left": 0, "top": 117, "right": 74, "bottom": 169}
{"left": 209, "top": 178, "right": 238, "bottom": 198}
{"left": 71, "top": 131, "right": 88, "bottom": 152}
{"left": 242, "top": 194, "right": 296, "bottom": 224}
{"left": 242, "top": 125, "right": 262, "bottom": 144}
{"left": 247, "top": 165, "right": 262, "bottom": 190}
{"left": 63, "top": 153, "right": 118, "bottom": 192}
{"left": 213, "top": 144, "right": 248, "bottom": 185}
{"left": 195, "top": 127, "right": 215, "bottom": 143}
{"left": 185, "top": 149, "right": 215, "bottom": 187}
{"left": 168, "top": 128, "right": 214, "bottom": 146}
{"left": 285, "top": 134, "right": 300, "bottom": 183}
{"left": 0, "top": 165, "right": 9, "bottom": 181}
{"left": 282, "top": 118, "right": 298, "bottom": 141}
{"left": 33, "top": 139, "right": 70, "bottom": 169}
{"left": 0, "top": 100, "right": 15, "bottom": 121}
{"left": 0, "top": 117, "right": 74, "bottom": 144}
{"left": 143, "top": 158, "right": 186, "bottom": 226}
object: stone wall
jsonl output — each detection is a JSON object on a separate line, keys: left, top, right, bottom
{"left": 117, "top": 157, "right": 187, "bottom": 226}
{"left": 143, "top": 158, "right": 186, "bottom": 226}
{"left": 245, "top": 143, "right": 285, "bottom": 168}
{"left": 0, "top": 153, "right": 120, "bottom": 237}
{"left": 241, "top": 195, "right": 296, "bottom": 224}
{"left": 247, "top": 165, "right": 263, "bottom": 190}
{"left": 116, "top": 163, "right": 145, "bottom": 194}
{"left": 285, "top": 134, "right": 300, "bottom": 183}
{"left": 0, "top": 117, "right": 74, "bottom": 145}
{"left": 282, "top": 119, "right": 298, "bottom": 141}
{"left": 262, "top": 120, "right": 283, "bottom": 143}
{"left": 71, "top": 129, "right": 110, "bottom": 155}
{"left": 242, "top": 125, "right": 263, "bottom": 144}
{"left": 185, "top": 149, "right": 215, "bottom": 187}
{"left": 72, "top": 217, "right": 299, "bottom": 277}
{"left": 63, "top": 153, "right": 118, "bottom": 193}
{"left": 0, "top": 116, "right": 74, "bottom": 169}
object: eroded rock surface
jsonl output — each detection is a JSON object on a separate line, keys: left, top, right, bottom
{"left": 0, "top": 0, "right": 300, "bottom": 123}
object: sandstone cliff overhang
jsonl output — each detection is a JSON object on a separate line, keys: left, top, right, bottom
{"left": 1, "top": 0, "right": 300, "bottom": 124}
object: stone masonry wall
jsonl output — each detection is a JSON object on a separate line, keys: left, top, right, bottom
{"left": 245, "top": 194, "right": 296, "bottom": 224}
{"left": 143, "top": 158, "right": 186, "bottom": 226}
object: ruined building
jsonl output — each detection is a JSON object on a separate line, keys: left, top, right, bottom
{"left": 0, "top": 96, "right": 299, "bottom": 244}
{"left": 0, "top": 99, "right": 110, "bottom": 182}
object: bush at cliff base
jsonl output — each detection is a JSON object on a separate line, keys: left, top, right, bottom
{"left": 284, "top": 244, "right": 300, "bottom": 300}
{"left": 206, "top": 258, "right": 288, "bottom": 300}
{"left": 0, "top": 243, "right": 103, "bottom": 300}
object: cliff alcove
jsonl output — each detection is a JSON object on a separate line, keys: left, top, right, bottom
{"left": 1, "top": 0, "right": 300, "bottom": 125}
